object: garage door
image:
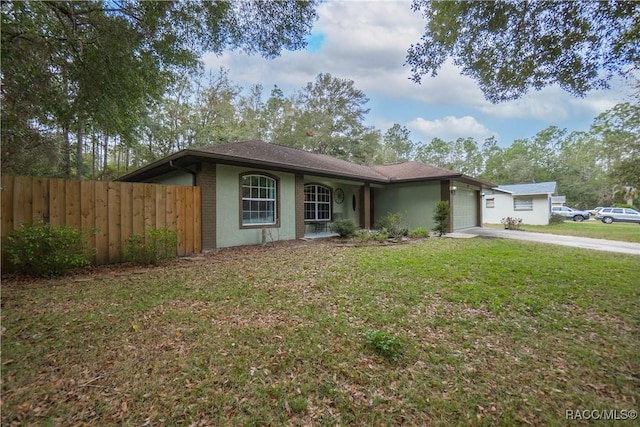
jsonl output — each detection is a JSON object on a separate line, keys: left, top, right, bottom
{"left": 452, "top": 188, "right": 478, "bottom": 230}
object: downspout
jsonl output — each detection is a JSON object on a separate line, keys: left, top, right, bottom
{"left": 169, "top": 160, "right": 197, "bottom": 186}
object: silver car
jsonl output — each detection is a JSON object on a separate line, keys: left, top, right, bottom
{"left": 551, "top": 206, "right": 591, "bottom": 222}
{"left": 595, "top": 207, "right": 640, "bottom": 224}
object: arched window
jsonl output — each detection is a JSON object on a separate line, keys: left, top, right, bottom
{"left": 241, "top": 174, "right": 277, "bottom": 226}
{"left": 304, "top": 184, "right": 331, "bottom": 221}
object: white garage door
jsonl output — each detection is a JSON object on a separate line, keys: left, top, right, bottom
{"left": 452, "top": 188, "right": 478, "bottom": 230}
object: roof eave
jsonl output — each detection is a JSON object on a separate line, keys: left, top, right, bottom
{"left": 117, "top": 149, "right": 193, "bottom": 182}
{"left": 509, "top": 192, "right": 555, "bottom": 196}
{"left": 386, "top": 174, "right": 494, "bottom": 188}
{"left": 118, "top": 149, "right": 390, "bottom": 184}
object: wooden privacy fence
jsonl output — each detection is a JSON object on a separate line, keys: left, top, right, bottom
{"left": 1, "top": 175, "right": 201, "bottom": 265}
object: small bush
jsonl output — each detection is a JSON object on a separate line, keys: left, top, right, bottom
{"left": 364, "top": 329, "right": 405, "bottom": 362}
{"left": 376, "top": 212, "right": 407, "bottom": 239}
{"left": 409, "top": 227, "right": 430, "bottom": 238}
{"left": 4, "top": 222, "right": 89, "bottom": 277}
{"left": 354, "top": 229, "right": 389, "bottom": 242}
{"left": 548, "top": 214, "right": 565, "bottom": 225}
{"left": 124, "top": 227, "right": 178, "bottom": 265}
{"left": 432, "top": 201, "right": 450, "bottom": 236}
{"left": 501, "top": 217, "right": 523, "bottom": 230}
{"left": 330, "top": 219, "right": 356, "bottom": 238}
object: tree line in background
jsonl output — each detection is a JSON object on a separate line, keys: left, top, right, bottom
{"left": 2, "top": 0, "right": 638, "bottom": 210}
{"left": 3, "top": 65, "right": 638, "bottom": 210}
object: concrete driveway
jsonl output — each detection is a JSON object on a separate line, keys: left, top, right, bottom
{"left": 454, "top": 227, "right": 640, "bottom": 256}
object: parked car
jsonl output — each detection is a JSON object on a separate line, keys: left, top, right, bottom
{"left": 551, "top": 206, "right": 591, "bottom": 221}
{"left": 588, "top": 206, "right": 604, "bottom": 216}
{"left": 595, "top": 207, "right": 640, "bottom": 224}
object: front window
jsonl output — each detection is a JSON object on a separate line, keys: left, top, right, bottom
{"left": 241, "top": 174, "right": 277, "bottom": 226}
{"left": 514, "top": 198, "right": 533, "bottom": 211}
{"left": 304, "top": 184, "right": 331, "bottom": 221}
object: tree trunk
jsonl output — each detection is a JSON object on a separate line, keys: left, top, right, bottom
{"left": 76, "top": 118, "right": 84, "bottom": 180}
{"left": 91, "top": 133, "right": 96, "bottom": 181}
{"left": 103, "top": 134, "right": 109, "bottom": 180}
{"left": 62, "top": 123, "right": 71, "bottom": 178}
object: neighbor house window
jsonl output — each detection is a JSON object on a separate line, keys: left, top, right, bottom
{"left": 241, "top": 174, "right": 277, "bottom": 226}
{"left": 304, "top": 184, "right": 331, "bottom": 221}
{"left": 486, "top": 198, "right": 495, "bottom": 208}
{"left": 514, "top": 197, "right": 533, "bottom": 211}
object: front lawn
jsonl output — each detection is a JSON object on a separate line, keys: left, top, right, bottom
{"left": 2, "top": 239, "right": 639, "bottom": 426}
{"left": 485, "top": 220, "right": 640, "bottom": 243}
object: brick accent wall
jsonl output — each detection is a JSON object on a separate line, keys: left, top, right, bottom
{"left": 196, "top": 162, "right": 216, "bottom": 250}
{"left": 295, "top": 174, "right": 305, "bottom": 239}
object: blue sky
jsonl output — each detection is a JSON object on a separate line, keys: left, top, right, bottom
{"left": 203, "top": 1, "right": 631, "bottom": 148}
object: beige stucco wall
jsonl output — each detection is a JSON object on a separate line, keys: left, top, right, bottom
{"left": 216, "top": 164, "right": 297, "bottom": 248}
{"left": 373, "top": 182, "right": 440, "bottom": 230}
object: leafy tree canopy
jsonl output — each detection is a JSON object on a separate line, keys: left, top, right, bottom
{"left": 591, "top": 102, "right": 640, "bottom": 191}
{"left": 1, "top": 0, "right": 318, "bottom": 175}
{"left": 407, "top": 0, "right": 639, "bottom": 102}
{"left": 282, "top": 73, "right": 381, "bottom": 164}
{"left": 378, "top": 124, "right": 415, "bottom": 164}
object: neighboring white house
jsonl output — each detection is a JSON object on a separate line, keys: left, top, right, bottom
{"left": 483, "top": 182, "right": 557, "bottom": 225}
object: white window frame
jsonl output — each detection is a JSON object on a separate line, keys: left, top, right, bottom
{"left": 241, "top": 174, "right": 278, "bottom": 227}
{"left": 514, "top": 197, "right": 533, "bottom": 211}
{"left": 304, "top": 184, "right": 332, "bottom": 222}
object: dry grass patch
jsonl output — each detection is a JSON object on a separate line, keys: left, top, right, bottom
{"left": 2, "top": 238, "right": 639, "bottom": 426}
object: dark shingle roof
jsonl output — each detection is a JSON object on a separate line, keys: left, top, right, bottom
{"left": 119, "top": 140, "right": 494, "bottom": 187}
{"left": 192, "top": 141, "right": 388, "bottom": 181}
{"left": 372, "top": 161, "right": 459, "bottom": 180}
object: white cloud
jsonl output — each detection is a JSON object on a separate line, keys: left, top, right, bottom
{"left": 408, "top": 116, "right": 497, "bottom": 143}
{"left": 201, "top": 1, "right": 427, "bottom": 92}
{"left": 200, "top": 1, "right": 627, "bottom": 145}
{"left": 472, "top": 79, "right": 628, "bottom": 123}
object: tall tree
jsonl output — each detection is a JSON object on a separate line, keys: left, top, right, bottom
{"left": 407, "top": 0, "right": 639, "bottom": 102}
{"left": 1, "top": 0, "right": 319, "bottom": 177}
{"left": 190, "top": 69, "right": 244, "bottom": 146}
{"left": 262, "top": 86, "right": 298, "bottom": 145}
{"left": 479, "top": 136, "right": 505, "bottom": 183}
{"left": 415, "top": 137, "right": 483, "bottom": 175}
{"left": 280, "top": 73, "right": 380, "bottom": 164}
{"left": 415, "top": 137, "right": 450, "bottom": 168}
{"left": 236, "top": 84, "right": 267, "bottom": 141}
{"left": 591, "top": 102, "right": 640, "bottom": 205}
{"left": 377, "top": 124, "right": 415, "bottom": 164}
{"left": 555, "top": 131, "right": 610, "bottom": 209}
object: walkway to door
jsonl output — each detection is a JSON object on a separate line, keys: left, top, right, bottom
{"left": 303, "top": 231, "right": 339, "bottom": 240}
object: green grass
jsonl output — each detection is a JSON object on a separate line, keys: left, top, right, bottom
{"left": 2, "top": 239, "right": 639, "bottom": 426}
{"left": 485, "top": 220, "right": 640, "bottom": 243}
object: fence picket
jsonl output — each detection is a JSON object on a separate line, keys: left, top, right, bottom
{"left": 80, "top": 181, "right": 97, "bottom": 264}
{"left": 107, "top": 182, "right": 122, "bottom": 263}
{"left": 49, "top": 179, "right": 66, "bottom": 227}
{"left": 14, "top": 176, "right": 33, "bottom": 226}
{"left": 32, "top": 177, "right": 49, "bottom": 223}
{"left": 1, "top": 175, "right": 201, "bottom": 268}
